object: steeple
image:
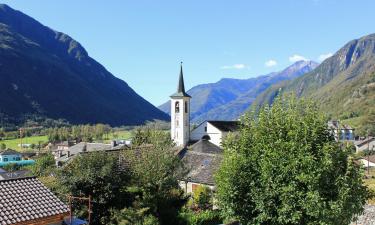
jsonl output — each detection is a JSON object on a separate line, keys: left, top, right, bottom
{"left": 171, "top": 62, "right": 191, "bottom": 98}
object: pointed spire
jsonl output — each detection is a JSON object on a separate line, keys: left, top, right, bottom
{"left": 170, "top": 62, "right": 191, "bottom": 98}
{"left": 177, "top": 62, "right": 186, "bottom": 93}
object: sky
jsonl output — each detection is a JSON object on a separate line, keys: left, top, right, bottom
{"left": 2, "top": 0, "right": 375, "bottom": 106}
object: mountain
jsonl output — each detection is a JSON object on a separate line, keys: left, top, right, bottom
{"left": 159, "top": 61, "right": 318, "bottom": 123}
{"left": 0, "top": 4, "right": 168, "bottom": 126}
{"left": 252, "top": 33, "right": 375, "bottom": 135}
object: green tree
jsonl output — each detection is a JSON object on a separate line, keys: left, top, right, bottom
{"left": 216, "top": 95, "right": 369, "bottom": 225}
{"left": 122, "top": 129, "right": 187, "bottom": 225}
{"left": 57, "top": 152, "right": 130, "bottom": 225}
{"left": 192, "top": 185, "right": 212, "bottom": 210}
{"left": 0, "top": 143, "right": 6, "bottom": 150}
{"left": 30, "top": 153, "right": 56, "bottom": 177}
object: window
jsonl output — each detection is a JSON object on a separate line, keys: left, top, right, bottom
{"left": 15, "top": 157, "right": 21, "bottom": 161}
{"left": 204, "top": 126, "right": 207, "bottom": 132}
{"left": 175, "top": 102, "right": 180, "bottom": 113}
{"left": 185, "top": 101, "right": 188, "bottom": 113}
{"left": 3, "top": 158, "right": 8, "bottom": 162}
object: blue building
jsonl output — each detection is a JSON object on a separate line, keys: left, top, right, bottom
{"left": 0, "top": 149, "right": 35, "bottom": 166}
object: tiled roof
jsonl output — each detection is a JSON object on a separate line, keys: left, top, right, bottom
{"left": 0, "top": 177, "right": 69, "bottom": 225}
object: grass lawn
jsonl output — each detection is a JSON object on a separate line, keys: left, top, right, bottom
{"left": 106, "top": 130, "right": 132, "bottom": 140}
{"left": 0, "top": 135, "right": 48, "bottom": 152}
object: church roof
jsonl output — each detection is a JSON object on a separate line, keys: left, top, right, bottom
{"left": 189, "top": 139, "right": 223, "bottom": 154}
{"left": 170, "top": 63, "right": 191, "bottom": 98}
{"left": 181, "top": 151, "right": 222, "bottom": 185}
{"left": 208, "top": 120, "right": 240, "bottom": 132}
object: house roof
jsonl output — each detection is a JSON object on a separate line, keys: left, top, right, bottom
{"left": 362, "top": 155, "right": 375, "bottom": 164}
{"left": 181, "top": 151, "right": 222, "bottom": 185}
{"left": 56, "top": 142, "right": 127, "bottom": 162}
{"left": 189, "top": 139, "right": 223, "bottom": 154}
{"left": 0, "top": 177, "right": 69, "bottom": 225}
{"left": 0, "top": 149, "right": 21, "bottom": 156}
{"left": 208, "top": 120, "right": 240, "bottom": 132}
{"left": 355, "top": 137, "right": 375, "bottom": 148}
{"left": 0, "top": 170, "right": 32, "bottom": 180}
{"left": 170, "top": 64, "right": 191, "bottom": 98}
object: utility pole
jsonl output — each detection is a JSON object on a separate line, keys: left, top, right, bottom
{"left": 19, "top": 128, "right": 23, "bottom": 151}
{"left": 368, "top": 133, "right": 370, "bottom": 175}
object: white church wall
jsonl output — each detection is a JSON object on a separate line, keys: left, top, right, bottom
{"left": 190, "top": 121, "right": 224, "bottom": 147}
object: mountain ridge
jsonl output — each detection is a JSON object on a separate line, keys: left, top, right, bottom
{"left": 251, "top": 33, "right": 375, "bottom": 135}
{"left": 159, "top": 60, "right": 318, "bottom": 123}
{"left": 0, "top": 4, "right": 168, "bottom": 126}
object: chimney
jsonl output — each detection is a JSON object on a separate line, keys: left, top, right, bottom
{"left": 67, "top": 151, "right": 70, "bottom": 158}
{"left": 111, "top": 140, "right": 117, "bottom": 148}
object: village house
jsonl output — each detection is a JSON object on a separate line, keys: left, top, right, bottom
{"left": 170, "top": 64, "right": 239, "bottom": 195}
{"left": 0, "top": 169, "right": 31, "bottom": 180}
{"left": 327, "top": 120, "right": 355, "bottom": 141}
{"left": 0, "top": 149, "right": 35, "bottom": 167}
{"left": 190, "top": 120, "right": 239, "bottom": 147}
{"left": 354, "top": 137, "right": 375, "bottom": 153}
{"left": 54, "top": 141, "right": 127, "bottom": 166}
{"left": 0, "top": 149, "right": 22, "bottom": 162}
{"left": 359, "top": 155, "right": 375, "bottom": 168}
{"left": 0, "top": 176, "right": 70, "bottom": 225}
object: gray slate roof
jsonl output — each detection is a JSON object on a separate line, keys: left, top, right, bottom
{"left": 0, "top": 170, "right": 32, "bottom": 180}
{"left": 56, "top": 142, "right": 126, "bottom": 163}
{"left": 0, "top": 177, "right": 69, "bottom": 225}
{"left": 189, "top": 139, "right": 223, "bottom": 154}
{"left": 181, "top": 138, "right": 225, "bottom": 185}
{"left": 181, "top": 151, "right": 222, "bottom": 185}
{"left": 0, "top": 149, "right": 21, "bottom": 156}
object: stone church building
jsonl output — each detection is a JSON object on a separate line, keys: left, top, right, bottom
{"left": 170, "top": 64, "right": 239, "bottom": 193}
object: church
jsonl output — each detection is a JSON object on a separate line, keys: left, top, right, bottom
{"left": 170, "top": 64, "right": 240, "bottom": 193}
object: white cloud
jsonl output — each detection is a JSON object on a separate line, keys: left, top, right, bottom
{"left": 265, "top": 59, "right": 277, "bottom": 67}
{"left": 318, "top": 52, "right": 333, "bottom": 62}
{"left": 220, "top": 64, "right": 247, "bottom": 70}
{"left": 289, "top": 54, "right": 308, "bottom": 63}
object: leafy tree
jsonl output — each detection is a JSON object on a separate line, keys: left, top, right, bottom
{"left": 216, "top": 95, "right": 369, "bottom": 225}
{"left": 29, "top": 153, "right": 56, "bottom": 177}
{"left": 57, "top": 152, "right": 130, "bottom": 225}
{"left": 3, "top": 162, "right": 21, "bottom": 172}
{"left": 0, "top": 143, "right": 6, "bottom": 150}
{"left": 122, "top": 129, "right": 188, "bottom": 225}
{"left": 192, "top": 185, "right": 212, "bottom": 210}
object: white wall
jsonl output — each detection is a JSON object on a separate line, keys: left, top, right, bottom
{"left": 178, "top": 180, "right": 215, "bottom": 194}
{"left": 360, "top": 159, "right": 375, "bottom": 168}
{"left": 190, "top": 121, "right": 223, "bottom": 147}
{"left": 171, "top": 97, "right": 190, "bottom": 147}
{"left": 356, "top": 141, "right": 375, "bottom": 153}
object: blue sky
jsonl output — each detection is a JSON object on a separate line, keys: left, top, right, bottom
{"left": 2, "top": 0, "right": 375, "bottom": 106}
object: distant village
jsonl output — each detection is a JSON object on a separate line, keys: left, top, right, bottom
{"left": 1, "top": 66, "right": 375, "bottom": 225}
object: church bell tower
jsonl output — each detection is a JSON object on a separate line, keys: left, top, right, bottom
{"left": 170, "top": 63, "right": 191, "bottom": 147}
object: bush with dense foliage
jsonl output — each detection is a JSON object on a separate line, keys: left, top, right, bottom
{"left": 216, "top": 95, "right": 369, "bottom": 225}
{"left": 57, "top": 152, "right": 130, "bottom": 225}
